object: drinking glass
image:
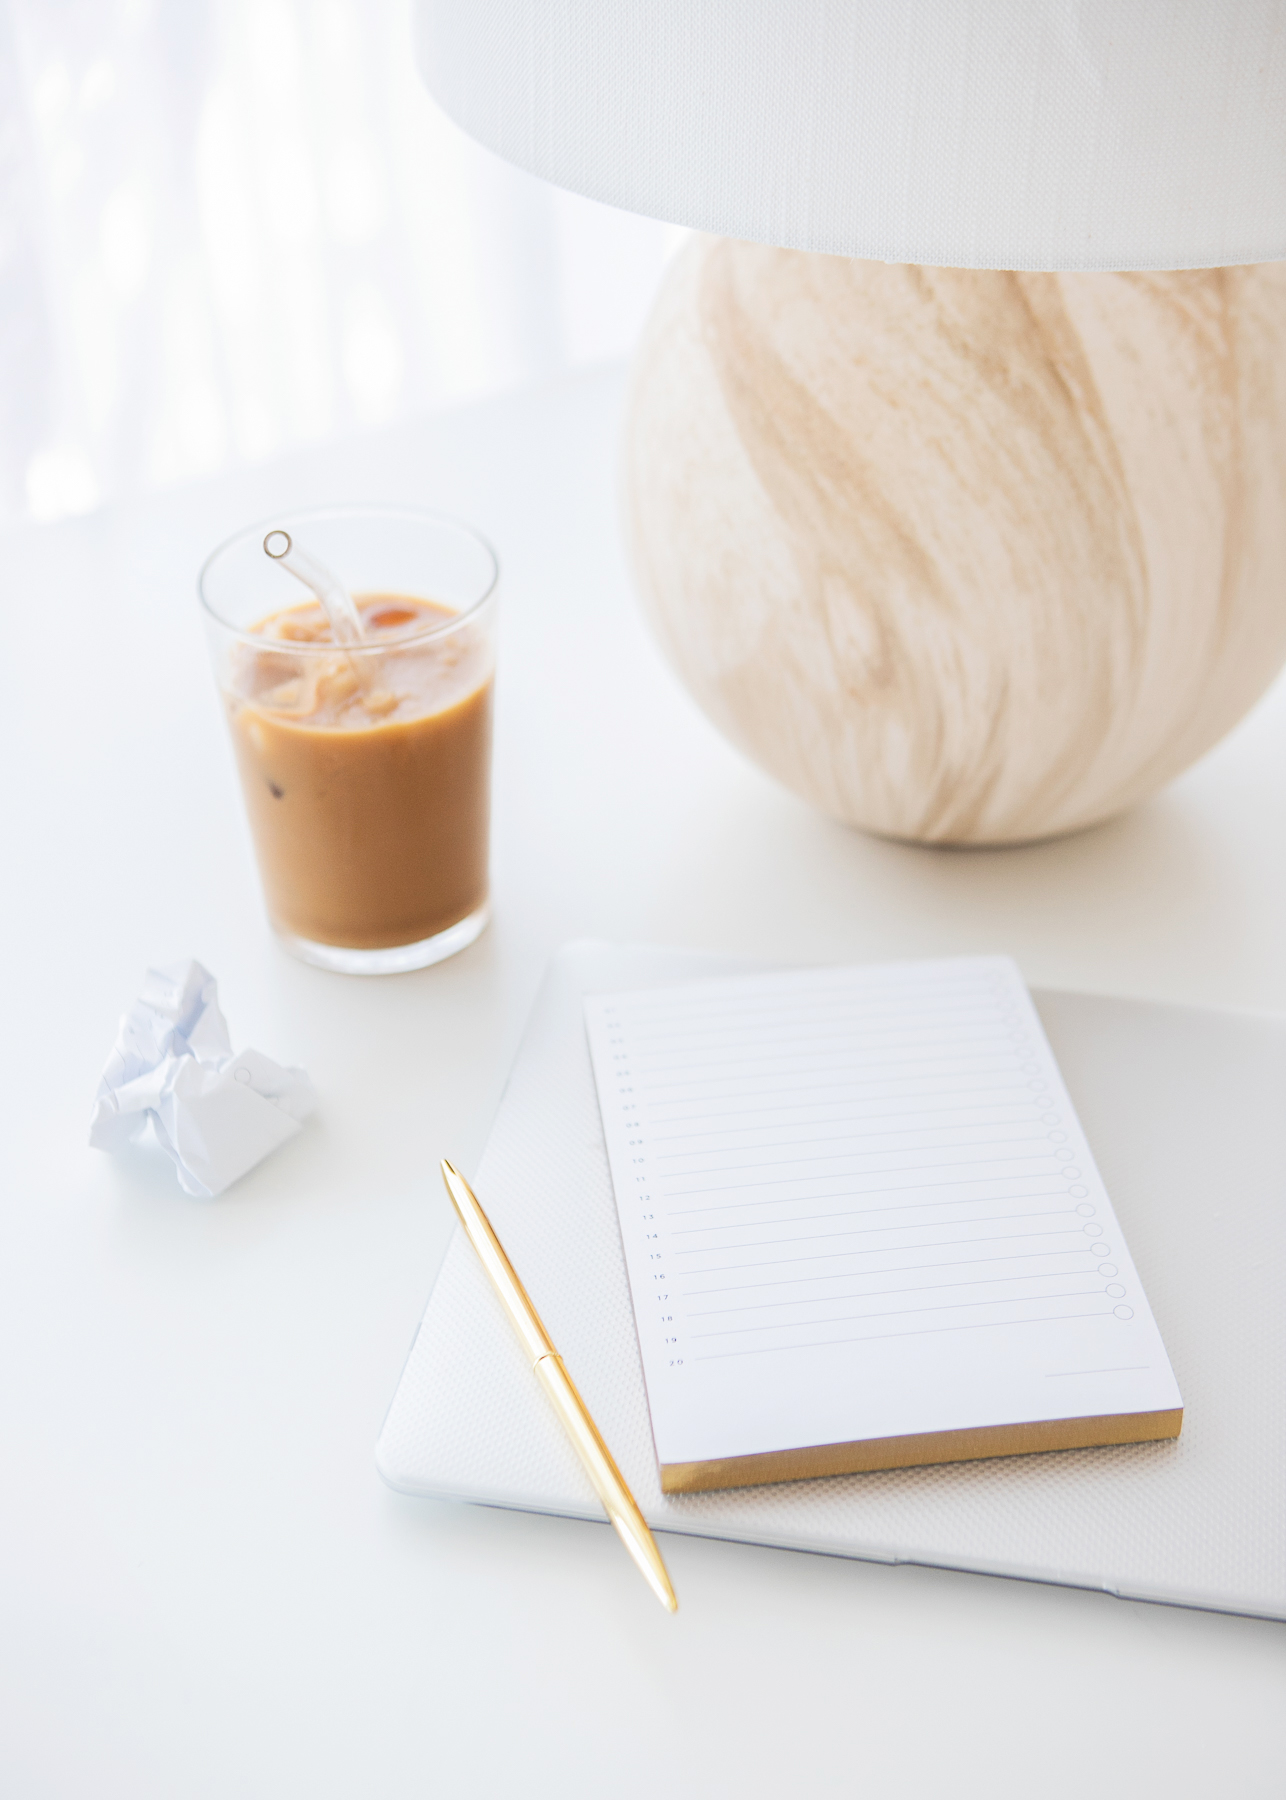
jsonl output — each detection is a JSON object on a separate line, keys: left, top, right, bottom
{"left": 199, "top": 505, "right": 498, "bottom": 974}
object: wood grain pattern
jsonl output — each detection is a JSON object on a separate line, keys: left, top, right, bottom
{"left": 622, "top": 240, "right": 1286, "bottom": 843}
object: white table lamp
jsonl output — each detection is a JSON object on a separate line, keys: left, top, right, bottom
{"left": 417, "top": 0, "right": 1286, "bottom": 843}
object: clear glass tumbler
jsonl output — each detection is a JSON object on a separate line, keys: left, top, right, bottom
{"left": 199, "top": 505, "right": 498, "bottom": 974}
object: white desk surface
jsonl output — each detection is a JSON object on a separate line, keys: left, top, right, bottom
{"left": 2, "top": 364, "right": 1284, "bottom": 1798}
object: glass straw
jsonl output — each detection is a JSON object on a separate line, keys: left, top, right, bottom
{"left": 263, "top": 529, "right": 366, "bottom": 644}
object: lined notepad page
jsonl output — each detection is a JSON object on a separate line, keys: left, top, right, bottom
{"left": 585, "top": 957, "right": 1182, "bottom": 1471}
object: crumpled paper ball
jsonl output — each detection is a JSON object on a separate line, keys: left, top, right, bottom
{"left": 89, "top": 960, "right": 315, "bottom": 1198}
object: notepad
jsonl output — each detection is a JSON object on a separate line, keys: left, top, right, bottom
{"left": 584, "top": 955, "right": 1183, "bottom": 1492}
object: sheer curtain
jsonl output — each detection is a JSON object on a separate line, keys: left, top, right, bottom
{"left": 0, "top": 0, "right": 682, "bottom": 527}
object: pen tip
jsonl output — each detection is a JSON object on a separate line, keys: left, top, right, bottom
{"left": 650, "top": 1571, "right": 679, "bottom": 1613}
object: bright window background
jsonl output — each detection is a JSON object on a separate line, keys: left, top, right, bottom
{"left": 0, "top": 0, "right": 683, "bottom": 528}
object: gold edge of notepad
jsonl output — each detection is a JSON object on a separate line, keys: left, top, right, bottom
{"left": 659, "top": 1408, "right": 1184, "bottom": 1494}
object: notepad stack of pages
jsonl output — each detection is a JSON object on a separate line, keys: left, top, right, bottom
{"left": 584, "top": 956, "right": 1183, "bottom": 1493}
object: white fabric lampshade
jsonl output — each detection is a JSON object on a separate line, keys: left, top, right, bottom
{"left": 415, "top": 0, "right": 1286, "bottom": 272}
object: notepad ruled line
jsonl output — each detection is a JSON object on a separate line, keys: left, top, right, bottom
{"left": 672, "top": 1208, "right": 1092, "bottom": 1255}
{"left": 638, "top": 1055, "right": 1031, "bottom": 1096}
{"left": 668, "top": 1173, "right": 1078, "bottom": 1217}
{"left": 670, "top": 1188, "right": 1082, "bottom": 1233}
{"left": 608, "top": 983, "right": 1001, "bottom": 1017}
{"left": 677, "top": 1226, "right": 1102, "bottom": 1279}
{"left": 665, "top": 1154, "right": 1073, "bottom": 1200}
{"left": 619, "top": 989, "right": 1007, "bottom": 1027}
{"left": 629, "top": 1028, "right": 1022, "bottom": 1068}
{"left": 681, "top": 1245, "right": 1102, "bottom": 1297}
{"left": 658, "top": 1135, "right": 1066, "bottom": 1178}
{"left": 654, "top": 1119, "right": 1055, "bottom": 1156}
{"left": 689, "top": 1285, "right": 1115, "bottom": 1338}
{"left": 645, "top": 1077, "right": 1052, "bottom": 1119}
{"left": 689, "top": 1266, "right": 1116, "bottom": 1316}
{"left": 650, "top": 1103, "right": 1051, "bottom": 1142}
{"left": 692, "top": 1308, "right": 1121, "bottom": 1361}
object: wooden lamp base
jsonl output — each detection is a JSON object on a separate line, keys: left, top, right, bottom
{"left": 623, "top": 241, "right": 1286, "bottom": 844}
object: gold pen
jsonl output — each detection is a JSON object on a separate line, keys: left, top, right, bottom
{"left": 439, "top": 1159, "right": 678, "bottom": 1613}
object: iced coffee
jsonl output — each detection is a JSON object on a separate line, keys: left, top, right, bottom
{"left": 200, "top": 508, "right": 498, "bottom": 973}
{"left": 228, "top": 594, "right": 491, "bottom": 952}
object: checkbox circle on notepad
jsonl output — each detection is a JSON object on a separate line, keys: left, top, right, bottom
{"left": 1069, "top": 1184, "right": 1088, "bottom": 1197}
{"left": 1106, "top": 1284, "right": 1126, "bottom": 1298}
{"left": 1083, "top": 1222, "right": 1102, "bottom": 1235}
{"left": 1043, "top": 1112, "right": 1060, "bottom": 1124}
{"left": 1098, "top": 1262, "right": 1118, "bottom": 1276}
{"left": 1063, "top": 1167, "right": 1082, "bottom": 1179}
{"left": 1076, "top": 1203, "right": 1095, "bottom": 1216}
{"left": 1092, "top": 1242, "right": 1111, "bottom": 1256}
{"left": 1048, "top": 1130, "right": 1067, "bottom": 1141}
{"left": 1113, "top": 1304, "right": 1134, "bottom": 1319}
